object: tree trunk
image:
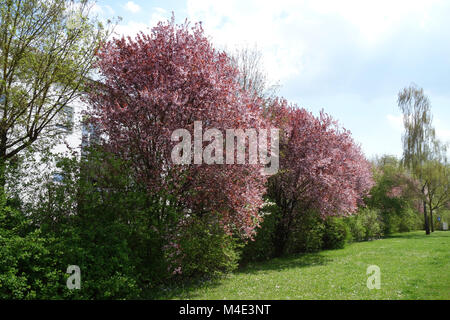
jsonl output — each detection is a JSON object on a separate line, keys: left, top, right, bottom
{"left": 424, "top": 200, "right": 430, "bottom": 235}
{"left": 0, "top": 132, "right": 7, "bottom": 195}
{"left": 273, "top": 222, "right": 288, "bottom": 258}
{"left": 273, "top": 207, "right": 294, "bottom": 258}
{"left": 429, "top": 207, "right": 434, "bottom": 232}
{"left": 0, "top": 159, "right": 6, "bottom": 199}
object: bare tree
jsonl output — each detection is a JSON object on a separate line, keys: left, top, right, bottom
{"left": 230, "top": 44, "right": 279, "bottom": 101}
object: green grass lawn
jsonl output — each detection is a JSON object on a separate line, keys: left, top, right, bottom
{"left": 157, "top": 231, "right": 450, "bottom": 300}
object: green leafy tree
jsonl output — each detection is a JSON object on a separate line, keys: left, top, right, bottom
{"left": 367, "top": 155, "right": 421, "bottom": 234}
{"left": 421, "top": 160, "right": 450, "bottom": 231}
{"left": 0, "top": 0, "right": 110, "bottom": 188}
{"left": 398, "top": 84, "right": 447, "bottom": 234}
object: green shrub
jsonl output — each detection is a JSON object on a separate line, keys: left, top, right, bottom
{"left": 286, "top": 210, "right": 325, "bottom": 254}
{"left": 366, "top": 156, "right": 423, "bottom": 235}
{"left": 345, "top": 208, "right": 384, "bottom": 242}
{"left": 322, "top": 217, "right": 350, "bottom": 250}
{"left": 344, "top": 214, "right": 366, "bottom": 242}
{"left": 241, "top": 203, "right": 279, "bottom": 262}
{"left": 361, "top": 208, "right": 383, "bottom": 240}
{"left": 0, "top": 198, "right": 64, "bottom": 299}
{"left": 6, "top": 149, "right": 166, "bottom": 299}
{"left": 243, "top": 207, "right": 351, "bottom": 261}
{"left": 0, "top": 233, "right": 65, "bottom": 300}
{"left": 165, "top": 215, "right": 241, "bottom": 279}
{"left": 378, "top": 207, "right": 422, "bottom": 235}
{"left": 4, "top": 146, "right": 257, "bottom": 298}
{"left": 398, "top": 208, "right": 422, "bottom": 232}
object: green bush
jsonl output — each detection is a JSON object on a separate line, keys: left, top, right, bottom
{"left": 377, "top": 207, "right": 422, "bottom": 235}
{"left": 0, "top": 197, "right": 65, "bottom": 299}
{"left": 366, "top": 156, "right": 423, "bottom": 235}
{"left": 3, "top": 146, "right": 260, "bottom": 298}
{"left": 345, "top": 208, "right": 384, "bottom": 242}
{"left": 242, "top": 206, "right": 326, "bottom": 261}
{"left": 0, "top": 232, "right": 64, "bottom": 299}
{"left": 286, "top": 210, "right": 325, "bottom": 254}
{"left": 241, "top": 203, "right": 279, "bottom": 262}
{"left": 3, "top": 149, "right": 167, "bottom": 299}
{"left": 397, "top": 208, "right": 422, "bottom": 232}
{"left": 166, "top": 215, "right": 241, "bottom": 279}
{"left": 344, "top": 214, "right": 366, "bottom": 242}
{"left": 322, "top": 217, "right": 350, "bottom": 250}
{"left": 243, "top": 206, "right": 352, "bottom": 261}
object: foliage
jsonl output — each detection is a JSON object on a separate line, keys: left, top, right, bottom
{"left": 421, "top": 160, "right": 450, "bottom": 232}
{"left": 396, "top": 207, "right": 423, "bottom": 232}
{"left": 0, "top": 0, "right": 109, "bottom": 167}
{"left": 398, "top": 85, "right": 437, "bottom": 173}
{"left": 322, "top": 217, "right": 350, "bottom": 250}
{"left": 367, "top": 155, "right": 422, "bottom": 235}
{"left": 344, "top": 208, "right": 384, "bottom": 242}
{"left": 87, "top": 15, "right": 268, "bottom": 242}
{"left": 265, "top": 99, "right": 374, "bottom": 256}
{"left": 20, "top": 149, "right": 150, "bottom": 299}
{"left": 285, "top": 210, "right": 325, "bottom": 254}
{"left": 165, "top": 215, "right": 242, "bottom": 279}
{"left": 244, "top": 205, "right": 351, "bottom": 261}
{"left": 230, "top": 44, "right": 279, "bottom": 101}
{"left": 3, "top": 144, "right": 257, "bottom": 298}
{"left": 241, "top": 202, "right": 280, "bottom": 262}
{"left": 397, "top": 84, "right": 448, "bottom": 234}
{"left": 0, "top": 231, "right": 64, "bottom": 299}
{"left": 0, "top": 195, "right": 65, "bottom": 299}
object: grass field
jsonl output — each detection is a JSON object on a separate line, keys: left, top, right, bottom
{"left": 157, "top": 231, "right": 450, "bottom": 300}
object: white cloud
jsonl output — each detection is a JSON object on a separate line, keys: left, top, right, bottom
{"left": 107, "top": 0, "right": 450, "bottom": 158}
{"left": 435, "top": 118, "right": 450, "bottom": 142}
{"left": 113, "top": 21, "right": 150, "bottom": 39}
{"left": 185, "top": 0, "right": 443, "bottom": 84}
{"left": 112, "top": 7, "right": 169, "bottom": 39}
{"left": 149, "top": 7, "right": 169, "bottom": 26}
{"left": 124, "top": 1, "right": 141, "bottom": 14}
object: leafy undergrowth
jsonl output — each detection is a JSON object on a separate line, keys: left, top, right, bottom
{"left": 152, "top": 231, "right": 450, "bottom": 300}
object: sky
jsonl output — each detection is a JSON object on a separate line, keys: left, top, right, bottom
{"left": 92, "top": 0, "right": 450, "bottom": 160}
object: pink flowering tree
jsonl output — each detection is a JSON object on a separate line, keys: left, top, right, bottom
{"left": 87, "top": 17, "right": 270, "bottom": 273}
{"left": 265, "top": 99, "right": 374, "bottom": 256}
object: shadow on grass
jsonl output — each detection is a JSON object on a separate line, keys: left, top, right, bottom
{"left": 147, "top": 252, "right": 332, "bottom": 300}
{"left": 385, "top": 231, "right": 450, "bottom": 241}
{"left": 145, "top": 271, "right": 238, "bottom": 300}
{"left": 238, "top": 252, "right": 332, "bottom": 275}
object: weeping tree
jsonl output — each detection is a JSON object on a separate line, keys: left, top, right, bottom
{"left": 0, "top": 0, "right": 111, "bottom": 191}
{"left": 398, "top": 84, "right": 447, "bottom": 234}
